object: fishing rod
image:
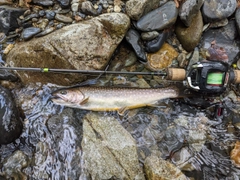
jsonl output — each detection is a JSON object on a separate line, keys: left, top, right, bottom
{"left": 0, "top": 66, "right": 168, "bottom": 76}
{"left": 1, "top": 60, "right": 240, "bottom": 94}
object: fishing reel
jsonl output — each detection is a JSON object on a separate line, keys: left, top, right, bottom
{"left": 167, "top": 60, "right": 240, "bottom": 94}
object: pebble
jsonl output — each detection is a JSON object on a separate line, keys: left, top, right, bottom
{"left": 125, "top": 29, "right": 148, "bottom": 63}
{"left": 202, "top": 0, "right": 237, "bottom": 23}
{"left": 145, "top": 29, "right": 172, "bottom": 53}
{"left": 22, "top": 13, "right": 40, "bottom": 23}
{"left": 141, "top": 31, "right": 159, "bottom": 41}
{"left": 125, "top": 0, "right": 161, "bottom": 20}
{"left": 71, "top": 2, "right": 79, "bottom": 12}
{"left": 175, "top": 10, "right": 203, "bottom": 52}
{"left": 32, "top": 0, "right": 54, "bottom": 7}
{"left": 230, "top": 141, "right": 240, "bottom": 168}
{"left": 38, "top": 10, "right": 45, "bottom": 17}
{"left": 34, "top": 18, "right": 49, "bottom": 30}
{"left": 136, "top": 1, "right": 178, "bottom": 31}
{"left": 80, "top": 1, "right": 98, "bottom": 16}
{"left": 45, "top": 10, "right": 56, "bottom": 20}
{"left": 21, "top": 27, "right": 41, "bottom": 40}
{"left": 35, "top": 26, "right": 56, "bottom": 37}
{"left": 146, "top": 42, "right": 178, "bottom": 71}
{"left": 179, "top": 0, "right": 204, "bottom": 27}
{"left": 57, "top": 0, "right": 70, "bottom": 8}
{"left": 55, "top": 13, "right": 73, "bottom": 23}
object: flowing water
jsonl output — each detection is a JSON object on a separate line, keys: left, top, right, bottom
{"left": 0, "top": 81, "right": 238, "bottom": 179}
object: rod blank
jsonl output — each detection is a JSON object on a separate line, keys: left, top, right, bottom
{"left": 0, "top": 66, "right": 167, "bottom": 76}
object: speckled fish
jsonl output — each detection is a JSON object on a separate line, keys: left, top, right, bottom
{"left": 51, "top": 86, "right": 179, "bottom": 115}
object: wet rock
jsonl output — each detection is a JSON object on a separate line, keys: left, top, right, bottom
{"left": 175, "top": 10, "right": 203, "bottom": 52}
{"left": 179, "top": 0, "right": 204, "bottom": 27}
{"left": 34, "top": 18, "right": 49, "bottom": 30}
{"left": 32, "top": 0, "right": 54, "bottom": 7}
{"left": 21, "top": 27, "right": 41, "bottom": 40}
{"left": 145, "top": 29, "right": 172, "bottom": 53}
{"left": 0, "top": 68, "right": 18, "bottom": 81}
{"left": 6, "top": 13, "right": 130, "bottom": 85}
{"left": 141, "top": 31, "right": 159, "bottom": 41}
{"left": 43, "top": 108, "right": 82, "bottom": 179}
{"left": 45, "top": 10, "right": 55, "bottom": 20}
{"left": 202, "top": 0, "right": 237, "bottom": 23}
{"left": 2, "top": 150, "right": 28, "bottom": 179}
{"left": 209, "top": 18, "right": 228, "bottom": 28}
{"left": 57, "top": 0, "right": 70, "bottom": 8}
{"left": 0, "top": 86, "right": 22, "bottom": 144}
{"left": 144, "top": 154, "right": 188, "bottom": 180}
{"left": 0, "top": 5, "right": 26, "bottom": 34}
{"left": 21, "top": 13, "right": 39, "bottom": 23}
{"left": 206, "top": 40, "right": 229, "bottom": 62}
{"left": 230, "top": 141, "right": 240, "bottom": 168}
{"left": 171, "top": 147, "right": 195, "bottom": 171}
{"left": 81, "top": 112, "right": 145, "bottom": 180}
{"left": 55, "top": 13, "right": 73, "bottom": 23}
{"left": 187, "top": 47, "right": 199, "bottom": 72}
{"left": 0, "top": 0, "right": 13, "bottom": 5}
{"left": 235, "top": 8, "right": 240, "bottom": 35}
{"left": 200, "top": 20, "right": 240, "bottom": 65}
{"left": 136, "top": 1, "right": 178, "bottom": 31}
{"left": 125, "top": 0, "right": 160, "bottom": 20}
{"left": 35, "top": 26, "right": 55, "bottom": 37}
{"left": 146, "top": 43, "right": 178, "bottom": 71}
{"left": 125, "top": 29, "right": 147, "bottom": 63}
{"left": 80, "top": 1, "right": 98, "bottom": 16}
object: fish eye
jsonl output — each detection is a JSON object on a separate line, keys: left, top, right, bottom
{"left": 60, "top": 90, "right": 67, "bottom": 95}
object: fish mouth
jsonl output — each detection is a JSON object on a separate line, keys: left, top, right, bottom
{"left": 50, "top": 93, "right": 65, "bottom": 103}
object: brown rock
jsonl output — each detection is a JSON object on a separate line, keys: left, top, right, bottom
{"left": 144, "top": 154, "right": 188, "bottom": 180}
{"left": 230, "top": 141, "right": 240, "bottom": 168}
{"left": 6, "top": 13, "right": 130, "bottom": 85}
{"left": 175, "top": 10, "right": 203, "bottom": 52}
{"left": 146, "top": 43, "right": 178, "bottom": 71}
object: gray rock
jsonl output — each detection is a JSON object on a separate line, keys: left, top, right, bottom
{"left": 0, "top": 5, "right": 26, "bottom": 34}
{"left": 45, "top": 10, "right": 55, "bottom": 20}
{"left": 80, "top": 1, "right": 98, "bottom": 16}
{"left": 32, "top": 0, "right": 54, "bottom": 7}
{"left": 235, "top": 8, "right": 240, "bottom": 35}
{"left": 179, "top": 0, "right": 204, "bottom": 27}
{"left": 55, "top": 13, "right": 73, "bottom": 23}
{"left": 0, "top": 86, "right": 23, "bottom": 145}
{"left": 144, "top": 154, "right": 188, "bottom": 180}
{"left": 136, "top": 1, "right": 178, "bottom": 31}
{"left": 57, "top": 0, "right": 70, "bottom": 8}
{"left": 81, "top": 112, "right": 145, "bottom": 180}
{"left": 125, "top": 29, "right": 147, "bottom": 63}
{"left": 125, "top": 0, "right": 160, "bottom": 20}
{"left": 141, "top": 31, "right": 159, "bottom": 41}
{"left": 202, "top": 0, "right": 237, "bottom": 23}
{"left": 6, "top": 13, "right": 130, "bottom": 85}
{"left": 175, "top": 10, "right": 203, "bottom": 52}
{"left": 21, "top": 27, "right": 41, "bottom": 40}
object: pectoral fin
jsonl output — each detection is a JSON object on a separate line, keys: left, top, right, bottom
{"left": 117, "top": 107, "right": 129, "bottom": 116}
{"left": 80, "top": 97, "right": 89, "bottom": 105}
